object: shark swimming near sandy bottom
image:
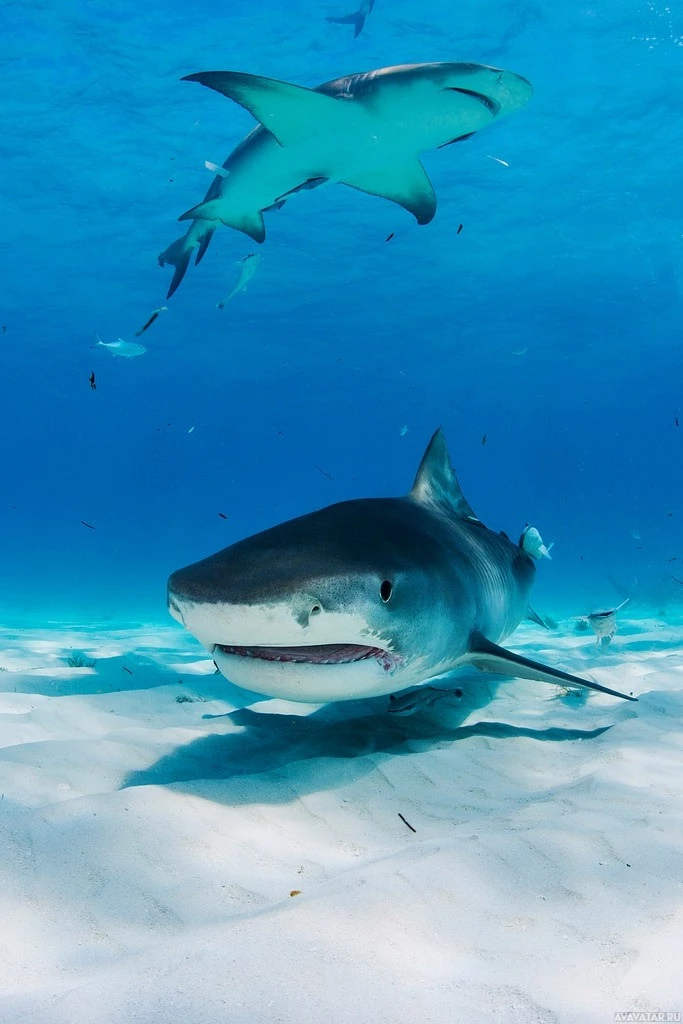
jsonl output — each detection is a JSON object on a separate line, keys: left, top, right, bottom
{"left": 167, "top": 430, "right": 636, "bottom": 706}
{"left": 159, "top": 61, "right": 533, "bottom": 297}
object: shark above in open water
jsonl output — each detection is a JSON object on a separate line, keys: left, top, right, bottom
{"left": 159, "top": 61, "right": 533, "bottom": 296}
{"left": 167, "top": 430, "right": 636, "bottom": 706}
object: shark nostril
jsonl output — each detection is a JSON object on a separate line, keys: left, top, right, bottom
{"left": 310, "top": 604, "right": 322, "bottom": 616}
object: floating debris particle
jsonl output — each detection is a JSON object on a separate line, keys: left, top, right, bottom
{"left": 135, "top": 306, "right": 167, "bottom": 337}
{"left": 188, "top": 426, "right": 195, "bottom": 434}
{"left": 123, "top": 666, "right": 133, "bottom": 675}
{"left": 89, "top": 371, "right": 96, "bottom": 391}
{"left": 1, "top": 325, "right": 6, "bottom": 334}
{"left": 289, "top": 890, "right": 302, "bottom": 898}
{"left": 317, "top": 465, "right": 334, "bottom": 480}
{"left": 672, "top": 576, "right": 683, "bottom": 586}
{"left": 399, "top": 425, "right": 409, "bottom": 437}
{"left": 398, "top": 813, "right": 417, "bottom": 833}
{"left": 456, "top": 223, "right": 463, "bottom": 235}
{"left": 512, "top": 347, "right": 528, "bottom": 356}
{"left": 487, "top": 155, "right": 509, "bottom": 167}
{"left": 218, "top": 512, "right": 228, "bottom": 520}
{"left": 667, "top": 556, "right": 678, "bottom": 562}
{"left": 80, "top": 521, "right": 95, "bottom": 530}
{"left": 481, "top": 434, "right": 487, "bottom": 446}
{"left": 385, "top": 232, "right": 395, "bottom": 242}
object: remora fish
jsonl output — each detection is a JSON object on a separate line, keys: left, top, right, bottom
{"left": 217, "top": 253, "right": 261, "bottom": 309}
{"left": 585, "top": 599, "right": 630, "bottom": 645}
{"left": 159, "top": 62, "right": 533, "bottom": 297}
{"left": 94, "top": 334, "right": 147, "bottom": 358}
{"left": 168, "top": 430, "right": 636, "bottom": 705}
{"left": 326, "top": 0, "right": 375, "bottom": 38}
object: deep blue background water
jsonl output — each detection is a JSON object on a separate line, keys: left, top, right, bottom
{"left": 1, "top": 0, "right": 682, "bottom": 623}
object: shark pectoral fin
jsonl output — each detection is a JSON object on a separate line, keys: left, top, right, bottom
{"left": 182, "top": 72, "right": 350, "bottom": 148}
{"left": 179, "top": 200, "right": 266, "bottom": 244}
{"left": 468, "top": 630, "right": 637, "bottom": 701}
{"left": 527, "top": 605, "right": 548, "bottom": 629}
{"left": 340, "top": 161, "right": 437, "bottom": 225}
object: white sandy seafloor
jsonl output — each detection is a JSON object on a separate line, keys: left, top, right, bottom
{"left": 0, "top": 616, "right": 682, "bottom": 1024}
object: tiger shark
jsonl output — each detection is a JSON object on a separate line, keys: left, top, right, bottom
{"left": 167, "top": 430, "right": 636, "bottom": 706}
{"left": 159, "top": 61, "right": 533, "bottom": 296}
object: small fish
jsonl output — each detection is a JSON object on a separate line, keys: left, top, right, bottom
{"left": 94, "top": 334, "right": 146, "bottom": 359}
{"left": 667, "top": 556, "right": 678, "bottom": 562}
{"left": 89, "top": 371, "right": 96, "bottom": 391}
{"left": 385, "top": 231, "right": 395, "bottom": 242}
{"left": 456, "top": 223, "right": 463, "bottom": 235}
{"left": 80, "top": 521, "right": 95, "bottom": 530}
{"left": 630, "top": 529, "right": 641, "bottom": 541}
{"left": 135, "top": 306, "right": 167, "bottom": 337}
{"left": 487, "top": 155, "right": 509, "bottom": 167}
{"left": 217, "top": 253, "right": 261, "bottom": 309}
{"left": 188, "top": 426, "right": 195, "bottom": 434}
{"left": 481, "top": 434, "right": 487, "bottom": 446}
{"left": 1, "top": 325, "right": 6, "bottom": 334}
{"left": 512, "top": 347, "right": 528, "bottom": 356}
{"left": 399, "top": 425, "right": 409, "bottom": 437}
{"left": 519, "top": 523, "right": 553, "bottom": 560}
{"left": 584, "top": 599, "right": 629, "bottom": 645}
{"left": 218, "top": 512, "right": 228, "bottom": 520}
{"left": 676, "top": 416, "right": 679, "bottom": 428}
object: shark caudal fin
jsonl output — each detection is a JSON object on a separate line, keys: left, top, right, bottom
{"left": 326, "top": 1, "right": 373, "bottom": 37}
{"left": 158, "top": 235, "right": 195, "bottom": 298}
{"left": 409, "top": 428, "right": 481, "bottom": 522}
{"left": 468, "top": 630, "right": 637, "bottom": 701}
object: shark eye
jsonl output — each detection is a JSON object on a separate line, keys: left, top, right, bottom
{"left": 380, "top": 580, "right": 393, "bottom": 603}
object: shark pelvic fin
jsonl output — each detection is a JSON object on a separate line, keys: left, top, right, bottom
{"left": 182, "top": 71, "right": 350, "bottom": 148}
{"left": 410, "top": 428, "right": 480, "bottom": 521}
{"left": 179, "top": 200, "right": 266, "bottom": 243}
{"left": 467, "top": 630, "right": 637, "bottom": 701}
{"left": 340, "top": 160, "right": 437, "bottom": 225}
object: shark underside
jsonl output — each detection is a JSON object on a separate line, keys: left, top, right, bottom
{"left": 159, "top": 61, "right": 533, "bottom": 296}
{"left": 168, "top": 430, "right": 636, "bottom": 706}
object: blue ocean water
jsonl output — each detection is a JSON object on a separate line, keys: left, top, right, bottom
{"left": 2, "top": 0, "right": 682, "bottom": 626}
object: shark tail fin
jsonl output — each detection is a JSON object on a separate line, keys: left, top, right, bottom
{"left": 326, "top": 9, "right": 367, "bottom": 36}
{"left": 468, "top": 630, "right": 637, "bottom": 701}
{"left": 158, "top": 234, "right": 197, "bottom": 298}
{"left": 527, "top": 605, "right": 548, "bottom": 629}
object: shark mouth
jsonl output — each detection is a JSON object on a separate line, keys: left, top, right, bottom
{"left": 214, "top": 643, "right": 397, "bottom": 671}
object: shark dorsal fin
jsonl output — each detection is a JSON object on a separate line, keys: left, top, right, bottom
{"left": 410, "top": 428, "right": 480, "bottom": 521}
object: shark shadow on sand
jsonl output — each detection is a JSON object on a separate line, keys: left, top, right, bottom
{"left": 121, "top": 692, "right": 618, "bottom": 802}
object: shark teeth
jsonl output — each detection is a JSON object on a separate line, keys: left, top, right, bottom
{"left": 215, "top": 643, "right": 398, "bottom": 671}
